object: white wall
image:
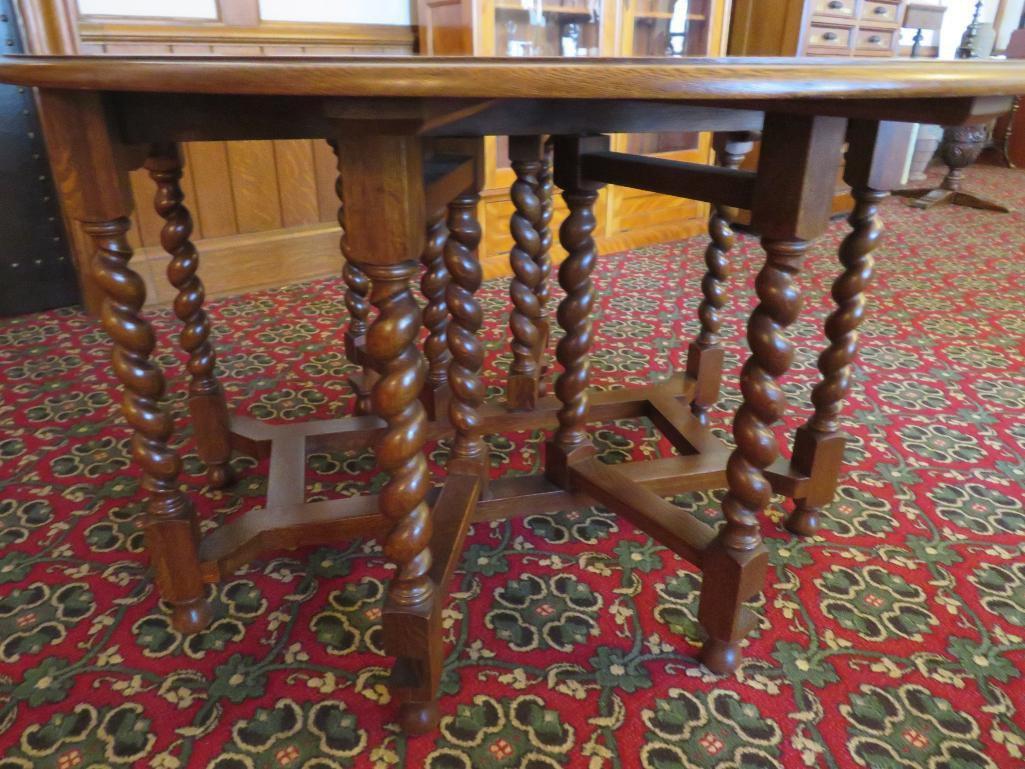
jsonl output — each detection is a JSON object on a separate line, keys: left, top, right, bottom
{"left": 77, "top": 0, "right": 217, "bottom": 17}
{"left": 258, "top": 0, "right": 414, "bottom": 24}
{"left": 76, "top": 0, "right": 415, "bottom": 24}
{"left": 938, "top": 0, "right": 1001, "bottom": 58}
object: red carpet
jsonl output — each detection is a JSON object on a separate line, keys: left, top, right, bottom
{"left": 1, "top": 165, "right": 1024, "bottom": 768}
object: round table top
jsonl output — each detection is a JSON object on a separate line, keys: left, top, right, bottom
{"left": 1, "top": 55, "right": 1025, "bottom": 101}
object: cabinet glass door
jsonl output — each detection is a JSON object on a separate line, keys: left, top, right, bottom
{"left": 493, "top": 0, "right": 604, "bottom": 171}
{"left": 494, "top": 0, "right": 603, "bottom": 57}
{"left": 624, "top": 0, "right": 712, "bottom": 155}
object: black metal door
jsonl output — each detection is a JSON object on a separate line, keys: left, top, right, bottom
{"left": 0, "top": 0, "right": 79, "bottom": 316}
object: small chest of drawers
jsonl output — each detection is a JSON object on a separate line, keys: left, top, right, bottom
{"left": 730, "top": 0, "right": 907, "bottom": 58}
{"left": 803, "top": 0, "right": 905, "bottom": 57}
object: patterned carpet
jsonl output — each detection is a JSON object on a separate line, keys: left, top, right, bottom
{"left": 1, "top": 164, "right": 1024, "bottom": 769}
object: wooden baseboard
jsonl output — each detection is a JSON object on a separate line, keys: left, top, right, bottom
{"left": 137, "top": 222, "right": 343, "bottom": 307}
{"left": 138, "top": 215, "right": 710, "bottom": 308}
{"left": 480, "top": 218, "right": 708, "bottom": 281}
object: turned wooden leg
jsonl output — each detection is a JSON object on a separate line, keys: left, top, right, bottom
{"left": 506, "top": 136, "right": 545, "bottom": 410}
{"left": 38, "top": 91, "right": 213, "bottom": 634}
{"left": 445, "top": 191, "right": 489, "bottom": 480}
{"left": 145, "top": 144, "right": 233, "bottom": 489}
{"left": 686, "top": 133, "right": 754, "bottom": 424}
{"left": 334, "top": 134, "right": 442, "bottom": 735}
{"left": 361, "top": 260, "right": 438, "bottom": 734}
{"left": 545, "top": 136, "right": 607, "bottom": 485}
{"left": 699, "top": 238, "right": 806, "bottom": 672}
{"left": 534, "top": 139, "right": 555, "bottom": 397}
{"left": 787, "top": 188, "right": 883, "bottom": 536}
{"left": 89, "top": 218, "right": 211, "bottom": 633}
{"left": 785, "top": 120, "right": 903, "bottom": 536}
{"left": 420, "top": 205, "right": 452, "bottom": 422}
{"left": 330, "top": 140, "right": 374, "bottom": 416}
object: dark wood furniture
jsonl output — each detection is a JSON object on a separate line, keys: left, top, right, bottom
{"left": 1, "top": 54, "right": 1022, "bottom": 736}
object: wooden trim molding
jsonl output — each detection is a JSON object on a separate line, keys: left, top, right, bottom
{"left": 12, "top": 0, "right": 79, "bottom": 54}
{"left": 78, "top": 18, "right": 418, "bottom": 49}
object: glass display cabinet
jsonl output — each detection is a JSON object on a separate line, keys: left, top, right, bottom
{"left": 416, "top": 0, "right": 729, "bottom": 275}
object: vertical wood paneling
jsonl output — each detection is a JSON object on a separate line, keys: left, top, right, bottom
{"left": 265, "top": 45, "right": 304, "bottom": 55}
{"left": 210, "top": 44, "right": 263, "bottom": 55}
{"left": 102, "top": 43, "right": 172, "bottom": 54}
{"left": 179, "top": 144, "right": 203, "bottom": 242}
{"left": 273, "top": 140, "right": 321, "bottom": 228}
{"left": 186, "top": 142, "right": 237, "bottom": 239}
{"left": 171, "top": 43, "right": 214, "bottom": 54}
{"left": 227, "top": 141, "right": 283, "bottom": 233}
{"left": 312, "top": 139, "right": 341, "bottom": 223}
{"left": 128, "top": 166, "right": 165, "bottom": 248}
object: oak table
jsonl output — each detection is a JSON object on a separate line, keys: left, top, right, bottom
{"left": 2, "top": 55, "right": 1023, "bottom": 736}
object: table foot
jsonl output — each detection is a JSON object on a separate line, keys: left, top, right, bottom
{"left": 206, "top": 463, "right": 235, "bottom": 490}
{"left": 697, "top": 541, "right": 767, "bottom": 674}
{"left": 171, "top": 596, "right": 213, "bottom": 634}
{"left": 785, "top": 503, "right": 821, "bottom": 537}
{"left": 700, "top": 638, "right": 742, "bottom": 675}
{"left": 399, "top": 701, "right": 440, "bottom": 736}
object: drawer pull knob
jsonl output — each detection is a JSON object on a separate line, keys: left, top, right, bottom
{"left": 868, "top": 34, "right": 882, "bottom": 43}
{"left": 828, "top": 1, "right": 843, "bottom": 8}
{"left": 873, "top": 4, "right": 887, "bottom": 12}
{"left": 822, "top": 31, "right": 838, "bottom": 41}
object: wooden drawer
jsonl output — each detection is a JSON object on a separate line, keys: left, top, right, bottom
{"left": 806, "top": 23, "right": 852, "bottom": 52}
{"left": 860, "top": 1, "right": 899, "bottom": 26}
{"left": 854, "top": 27, "right": 896, "bottom": 54}
{"left": 812, "top": 0, "right": 855, "bottom": 20}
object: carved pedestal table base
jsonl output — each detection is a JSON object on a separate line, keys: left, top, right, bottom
{"left": 894, "top": 124, "right": 1011, "bottom": 212}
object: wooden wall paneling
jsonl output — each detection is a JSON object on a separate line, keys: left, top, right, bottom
{"left": 266, "top": 45, "right": 304, "bottom": 55}
{"left": 186, "top": 141, "right": 237, "bottom": 239}
{"left": 128, "top": 166, "right": 166, "bottom": 247}
{"left": 274, "top": 140, "right": 321, "bottom": 228}
{"left": 76, "top": 19, "right": 417, "bottom": 51}
{"left": 29, "top": 7, "right": 416, "bottom": 309}
{"left": 227, "top": 140, "right": 283, "bottom": 233}
{"left": 179, "top": 144, "right": 203, "bottom": 241}
{"left": 311, "top": 139, "right": 341, "bottom": 223}
{"left": 171, "top": 44, "right": 215, "bottom": 54}
{"left": 137, "top": 224, "right": 341, "bottom": 305}
{"left": 210, "top": 44, "right": 263, "bottom": 56}
{"left": 101, "top": 43, "right": 172, "bottom": 54}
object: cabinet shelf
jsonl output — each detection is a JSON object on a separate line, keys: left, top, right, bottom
{"left": 634, "top": 11, "right": 706, "bottom": 20}
{"left": 495, "top": 3, "right": 595, "bottom": 15}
